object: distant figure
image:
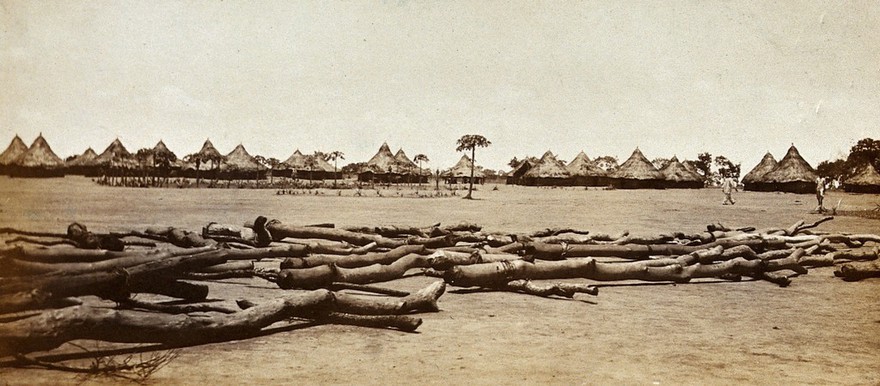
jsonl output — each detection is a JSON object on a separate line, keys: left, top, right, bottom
{"left": 721, "top": 176, "right": 738, "bottom": 205}
{"left": 815, "top": 176, "right": 829, "bottom": 213}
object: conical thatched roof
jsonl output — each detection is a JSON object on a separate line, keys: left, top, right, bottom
{"left": 94, "top": 138, "right": 133, "bottom": 166}
{"left": 283, "top": 150, "right": 307, "bottom": 169}
{"left": 395, "top": 149, "right": 418, "bottom": 171}
{"left": 844, "top": 162, "right": 880, "bottom": 186}
{"left": 762, "top": 145, "right": 817, "bottom": 184}
{"left": 152, "top": 140, "right": 177, "bottom": 159}
{"left": 566, "top": 151, "right": 607, "bottom": 177}
{"left": 442, "top": 155, "right": 484, "bottom": 178}
{"left": 15, "top": 134, "right": 64, "bottom": 168}
{"left": 742, "top": 152, "right": 778, "bottom": 184}
{"left": 365, "top": 142, "right": 404, "bottom": 173}
{"left": 312, "top": 154, "right": 336, "bottom": 172}
{"left": 195, "top": 139, "right": 223, "bottom": 159}
{"left": 660, "top": 156, "right": 702, "bottom": 182}
{"left": 222, "top": 144, "right": 265, "bottom": 172}
{"left": 0, "top": 135, "right": 29, "bottom": 166}
{"left": 524, "top": 151, "right": 570, "bottom": 178}
{"left": 66, "top": 147, "right": 99, "bottom": 167}
{"left": 612, "top": 148, "right": 664, "bottom": 180}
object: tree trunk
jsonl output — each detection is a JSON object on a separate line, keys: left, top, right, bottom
{"left": 466, "top": 147, "right": 475, "bottom": 199}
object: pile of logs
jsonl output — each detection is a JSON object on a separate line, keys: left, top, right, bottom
{"left": 1, "top": 215, "right": 878, "bottom": 362}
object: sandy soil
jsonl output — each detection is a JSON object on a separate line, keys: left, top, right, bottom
{"left": 1, "top": 176, "right": 879, "bottom": 385}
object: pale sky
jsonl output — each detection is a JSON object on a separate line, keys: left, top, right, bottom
{"left": 2, "top": 1, "right": 878, "bottom": 171}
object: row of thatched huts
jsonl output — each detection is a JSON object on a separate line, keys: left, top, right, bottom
{"left": 742, "top": 145, "right": 880, "bottom": 194}
{"left": 507, "top": 148, "right": 704, "bottom": 189}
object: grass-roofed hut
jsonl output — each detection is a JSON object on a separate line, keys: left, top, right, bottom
{"left": 660, "top": 156, "right": 703, "bottom": 189}
{"left": 742, "top": 152, "right": 778, "bottom": 191}
{"left": 843, "top": 162, "right": 880, "bottom": 194}
{"left": 566, "top": 151, "right": 609, "bottom": 187}
{"left": 10, "top": 134, "right": 65, "bottom": 178}
{"left": 181, "top": 139, "right": 225, "bottom": 181}
{"left": 281, "top": 150, "right": 336, "bottom": 180}
{"left": 0, "top": 135, "right": 29, "bottom": 175}
{"left": 506, "top": 157, "right": 536, "bottom": 185}
{"left": 65, "top": 147, "right": 99, "bottom": 175}
{"left": 522, "top": 151, "right": 573, "bottom": 186}
{"left": 760, "top": 145, "right": 817, "bottom": 194}
{"left": 442, "top": 154, "right": 485, "bottom": 185}
{"left": 610, "top": 148, "right": 665, "bottom": 189}
{"left": 395, "top": 148, "right": 427, "bottom": 183}
{"left": 90, "top": 138, "right": 138, "bottom": 177}
{"left": 358, "top": 142, "right": 411, "bottom": 183}
{"left": 220, "top": 144, "right": 266, "bottom": 180}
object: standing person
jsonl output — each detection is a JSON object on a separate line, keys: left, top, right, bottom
{"left": 815, "top": 176, "right": 828, "bottom": 213}
{"left": 721, "top": 176, "right": 737, "bottom": 205}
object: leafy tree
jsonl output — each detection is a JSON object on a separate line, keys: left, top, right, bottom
{"left": 693, "top": 152, "right": 713, "bottom": 182}
{"left": 817, "top": 158, "right": 848, "bottom": 180}
{"left": 593, "top": 156, "right": 619, "bottom": 173}
{"left": 651, "top": 157, "right": 670, "bottom": 170}
{"left": 413, "top": 154, "right": 429, "bottom": 186}
{"left": 714, "top": 155, "right": 741, "bottom": 180}
{"left": 341, "top": 162, "right": 368, "bottom": 175}
{"left": 847, "top": 138, "right": 880, "bottom": 171}
{"left": 327, "top": 151, "right": 345, "bottom": 185}
{"left": 508, "top": 157, "right": 520, "bottom": 169}
{"left": 455, "top": 134, "right": 491, "bottom": 199}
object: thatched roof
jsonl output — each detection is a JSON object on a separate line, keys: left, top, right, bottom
{"left": 660, "top": 156, "right": 703, "bottom": 182}
{"left": 0, "top": 135, "right": 29, "bottom": 166}
{"left": 742, "top": 152, "right": 778, "bottom": 184}
{"left": 222, "top": 144, "right": 265, "bottom": 172}
{"left": 66, "top": 147, "right": 99, "bottom": 167}
{"left": 762, "top": 145, "right": 817, "bottom": 184}
{"left": 844, "top": 162, "right": 880, "bottom": 186}
{"left": 524, "top": 151, "right": 570, "bottom": 178}
{"left": 612, "top": 148, "right": 664, "bottom": 180}
{"left": 15, "top": 134, "right": 64, "bottom": 168}
{"left": 283, "top": 150, "right": 333, "bottom": 172}
{"left": 195, "top": 139, "right": 223, "bottom": 160}
{"left": 283, "top": 150, "right": 307, "bottom": 169}
{"left": 394, "top": 149, "right": 418, "bottom": 171}
{"left": 364, "top": 142, "right": 407, "bottom": 174}
{"left": 682, "top": 159, "right": 700, "bottom": 175}
{"left": 152, "top": 140, "right": 177, "bottom": 159}
{"left": 442, "top": 155, "right": 485, "bottom": 178}
{"left": 94, "top": 138, "right": 134, "bottom": 166}
{"left": 566, "top": 151, "right": 607, "bottom": 177}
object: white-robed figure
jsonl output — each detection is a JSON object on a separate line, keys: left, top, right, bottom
{"left": 721, "top": 176, "right": 738, "bottom": 205}
{"left": 815, "top": 176, "right": 830, "bottom": 213}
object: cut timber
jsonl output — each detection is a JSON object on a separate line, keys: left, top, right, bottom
{"left": 277, "top": 255, "right": 434, "bottom": 289}
{"left": 281, "top": 245, "right": 427, "bottom": 269}
{"left": 0, "top": 290, "right": 334, "bottom": 356}
{"left": 834, "top": 261, "right": 880, "bottom": 281}
{"left": 267, "top": 220, "right": 404, "bottom": 248}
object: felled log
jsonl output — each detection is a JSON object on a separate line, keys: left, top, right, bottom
{"left": 443, "top": 247, "right": 798, "bottom": 287}
{"left": 0, "top": 246, "right": 218, "bottom": 276}
{"left": 0, "top": 290, "right": 334, "bottom": 356}
{"left": 330, "top": 281, "right": 445, "bottom": 315}
{"left": 528, "top": 236, "right": 787, "bottom": 260}
{"left": 0, "top": 246, "right": 309, "bottom": 313}
{"left": 502, "top": 280, "right": 598, "bottom": 298}
{"left": 281, "top": 245, "right": 427, "bottom": 269}
{"left": 834, "top": 261, "right": 880, "bottom": 281}
{"left": 801, "top": 247, "right": 880, "bottom": 267}
{"left": 277, "top": 254, "right": 434, "bottom": 289}
{"left": 267, "top": 220, "right": 404, "bottom": 248}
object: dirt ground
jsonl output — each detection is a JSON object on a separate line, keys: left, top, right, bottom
{"left": 1, "top": 176, "right": 879, "bottom": 385}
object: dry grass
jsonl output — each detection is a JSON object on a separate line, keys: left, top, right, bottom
{"left": 1, "top": 176, "right": 879, "bottom": 385}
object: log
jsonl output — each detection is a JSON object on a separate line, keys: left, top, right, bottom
{"left": 0, "top": 246, "right": 218, "bottom": 276}
{"left": 502, "top": 280, "right": 599, "bottom": 298}
{"left": 443, "top": 247, "right": 794, "bottom": 287}
{"left": 267, "top": 220, "right": 404, "bottom": 248}
{"left": 277, "top": 254, "right": 434, "bottom": 289}
{"left": 528, "top": 237, "right": 787, "bottom": 260}
{"left": 0, "top": 290, "right": 334, "bottom": 356}
{"left": 834, "top": 261, "right": 880, "bottom": 281}
{"left": 280, "top": 245, "right": 427, "bottom": 269}
{"left": 331, "top": 281, "right": 445, "bottom": 314}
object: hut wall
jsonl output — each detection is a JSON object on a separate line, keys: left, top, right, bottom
{"left": 8, "top": 166, "right": 65, "bottom": 178}
{"left": 843, "top": 184, "right": 880, "bottom": 194}
{"left": 610, "top": 178, "right": 665, "bottom": 190}
{"left": 663, "top": 180, "right": 703, "bottom": 189}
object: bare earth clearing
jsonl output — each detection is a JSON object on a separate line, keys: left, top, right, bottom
{"left": 1, "top": 176, "right": 879, "bottom": 385}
